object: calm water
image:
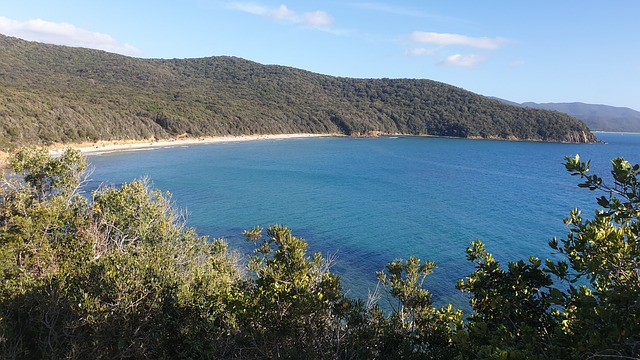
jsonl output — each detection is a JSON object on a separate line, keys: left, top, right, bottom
{"left": 86, "top": 133, "right": 640, "bottom": 306}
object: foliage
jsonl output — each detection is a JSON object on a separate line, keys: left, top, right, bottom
{"left": 236, "top": 225, "right": 351, "bottom": 358}
{"left": 374, "top": 257, "right": 463, "bottom": 359}
{"left": 9, "top": 147, "right": 86, "bottom": 200}
{"left": 545, "top": 155, "right": 640, "bottom": 358}
{"left": 0, "top": 34, "right": 596, "bottom": 150}
{"left": 3, "top": 148, "right": 640, "bottom": 359}
{"left": 0, "top": 148, "right": 240, "bottom": 359}
{"left": 454, "top": 155, "right": 640, "bottom": 359}
{"left": 456, "top": 242, "right": 554, "bottom": 359}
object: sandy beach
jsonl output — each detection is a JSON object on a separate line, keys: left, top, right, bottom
{"left": 46, "top": 133, "right": 332, "bottom": 156}
{"left": 0, "top": 134, "right": 331, "bottom": 169}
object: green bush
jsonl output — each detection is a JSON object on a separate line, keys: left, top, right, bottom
{"left": 2, "top": 148, "right": 640, "bottom": 359}
{"left": 0, "top": 148, "right": 239, "bottom": 359}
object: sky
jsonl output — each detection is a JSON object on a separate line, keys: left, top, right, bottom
{"left": 1, "top": 1, "right": 639, "bottom": 111}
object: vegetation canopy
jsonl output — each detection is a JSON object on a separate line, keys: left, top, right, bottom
{"left": 0, "top": 34, "right": 595, "bottom": 149}
{"left": 1, "top": 149, "right": 638, "bottom": 359}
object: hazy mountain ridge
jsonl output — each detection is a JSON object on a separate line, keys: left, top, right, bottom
{"left": 521, "top": 102, "right": 640, "bottom": 132}
{"left": 492, "top": 97, "right": 640, "bottom": 132}
{"left": 0, "top": 34, "right": 596, "bottom": 148}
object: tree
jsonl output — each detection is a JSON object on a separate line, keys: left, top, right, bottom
{"left": 545, "top": 155, "right": 640, "bottom": 358}
{"left": 4, "top": 146, "right": 640, "bottom": 359}
{"left": 0, "top": 148, "right": 93, "bottom": 359}
{"left": 456, "top": 242, "right": 554, "bottom": 359}
{"left": 9, "top": 147, "right": 87, "bottom": 200}
{"left": 375, "top": 257, "right": 463, "bottom": 359}
{"left": 0, "top": 148, "right": 240, "bottom": 359}
{"left": 456, "top": 155, "right": 640, "bottom": 359}
{"left": 237, "top": 225, "right": 350, "bottom": 359}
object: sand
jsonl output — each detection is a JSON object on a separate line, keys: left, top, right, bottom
{"left": 0, "top": 133, "right": 338, "bottom": 168}
{"left": 46, "top": 133, "right": 332, "bottom": 156}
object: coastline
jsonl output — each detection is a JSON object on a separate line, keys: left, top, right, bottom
{"left": 47, "top": 133, "right": 332, "bottom": 156}
{"left": 0, "top": 130, "right": 602, "bottom": 169}
{"left": 0, "top": 133, "right": 332, "bottom": 169}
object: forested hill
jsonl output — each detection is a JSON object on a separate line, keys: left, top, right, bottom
{"left": 0, "top": 34, "right": 595, "bottom": 148}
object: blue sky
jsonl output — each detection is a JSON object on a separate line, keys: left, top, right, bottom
{"left": 1, "top": 1, "right": 639, "bottom": 110}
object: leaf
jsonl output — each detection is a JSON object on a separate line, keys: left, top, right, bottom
{"left": 549, "top": 287, "right": 564, "bottom": 303}
{"left": 596, "top": 196, "right": 610, "bottom": 208}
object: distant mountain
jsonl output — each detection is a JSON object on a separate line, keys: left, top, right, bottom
{"left": 491, "top": 98, "right": 640, "bottom": 132}
{"left": 521, "top": 102, "right": 640, "bottom": 132}
{"left": 0, "top": 34, "right": 595, "bottom": 148}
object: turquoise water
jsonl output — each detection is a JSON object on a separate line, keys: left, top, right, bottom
{"left": 86, "top": 133, "right": 640, "bottom": 306}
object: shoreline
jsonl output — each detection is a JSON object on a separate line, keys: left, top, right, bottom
{"left": 0, "top": 131, "right": 603, "bottom": 169}
{"left": 48, "top": 133, "right": 333, "bottom": 156}
{"left": 0, "top": 133, "right": 332, "bottom": 169}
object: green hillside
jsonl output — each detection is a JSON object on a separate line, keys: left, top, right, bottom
{"left": 0, "top": 34, "right": 596, "bottom": 148}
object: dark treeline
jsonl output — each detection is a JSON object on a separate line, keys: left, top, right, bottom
{"left": 0, "top": 34, "right": 595, "bottom": 148}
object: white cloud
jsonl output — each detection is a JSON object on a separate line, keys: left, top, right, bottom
{"left": 0, "top": 16, "right": 141, "bottom": 56}
{"left": 303, "top": 11, "right": 332, "bottom": 27}
{"left": 228, "top": 2, "right": 333, "bottom": 29}
{"left": 406, "top": 47, "right": 436, "bottom": 56}
{"left": 439, "top": 54, "right": 485, "bottom": 67}
{"left": 411, "top": 31, "right": 507, "bottom": 49}
{"left": 269, "top": 4, "right": 296, "bottom": 20}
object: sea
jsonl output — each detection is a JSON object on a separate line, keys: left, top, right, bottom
{"left": 85, "top": 132, "right": 640, "bottom": 307}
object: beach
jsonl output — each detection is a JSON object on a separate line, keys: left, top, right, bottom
{"left": 0, "top": 134, "right": 331, "bottom": 169}
{"left": 47, "top": 133, "right": 332, "bottom": 156}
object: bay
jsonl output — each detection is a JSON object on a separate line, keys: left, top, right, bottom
{"left": 86, "top": 132, "right": 640, "bottom": 306}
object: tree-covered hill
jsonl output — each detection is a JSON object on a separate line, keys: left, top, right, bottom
{"left": 0, "top": 34, "right": 596, "bottom": 148}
